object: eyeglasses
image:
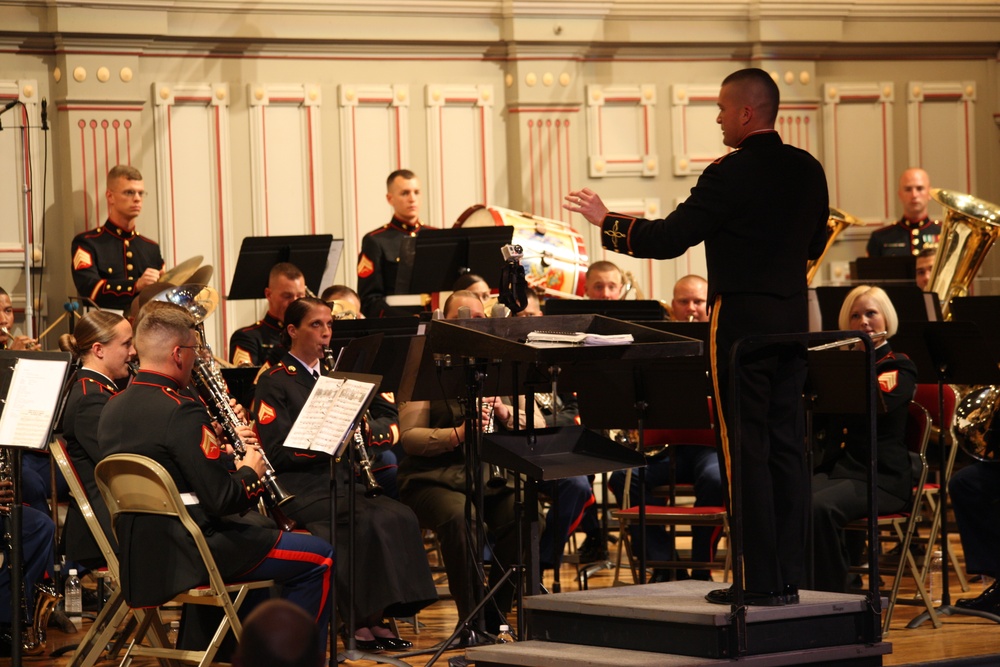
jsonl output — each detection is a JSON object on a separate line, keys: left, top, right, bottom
{"left": 177, "top": 344, "right": 207, "bottom": 355}
{"left": 118, "top": 189, "right": 147, "bottom": 199}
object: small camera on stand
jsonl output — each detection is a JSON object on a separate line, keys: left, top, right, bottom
{"left": 501, "top": 244, "right": 524, "bottom": 263}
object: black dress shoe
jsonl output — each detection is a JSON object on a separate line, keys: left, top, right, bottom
{"left": 578, "top": 535, "right": 609, "bottom": 563}
{"left": 350, "top": 637, "right": 382, "bottom": 651}
{"left": 955, "top": 581, "right": 1000, "bottom": 614}
{"left": 706, "top": 586, "right": 785, "bottom": 606}
{"left": 783, "top": 585, "right": 800, "bottom": 604}
{"left": 375, "top": 636, "right": 413, "bottom": 651}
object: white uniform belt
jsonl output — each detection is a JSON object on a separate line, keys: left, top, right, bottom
{"left": 179, "top": 492, "right": 199, "bottom": 506}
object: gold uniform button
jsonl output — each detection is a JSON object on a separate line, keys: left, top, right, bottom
{"left": 126, "top": 251, "right": 133, "bottom": 258}
{"left": 410, "top": 232, "right": 417, "bottom": 237}
{"left": 126, "top": 264, "right": 134, "bottom": 270}
{"left": 116, "top": 285, "right": 122, "bottom": 291}
{"left": 107, "top": 268, "right": 114, "bottom": 274}
{"left": 288, "top": 365, "right": 297, "bottom": 372}
{"left": 124, "top": 240, "right": 130, "bottom": 247}
{"left": 128, "top": 276, "right": 134, "bottom": 281}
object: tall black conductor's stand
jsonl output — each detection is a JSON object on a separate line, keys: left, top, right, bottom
{"left": 802, "top": 333, "right": 874, "bottom": 592}
{"left": 0, "top": 350, "right": 73, "bottom": 667}
{"left": 426, "top": 314, "right": 700, "bottom": 643}
{"left": 905, "top": 321, "right": 1000, "bottom": 629}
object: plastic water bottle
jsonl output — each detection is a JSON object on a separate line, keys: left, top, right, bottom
{"left": 495, "top": 624, "right": 515, "bottom": 644}
{"left": 928, "top": 549, "right": 943, "bottom": 604}
{"left": 65, "top": 568, "right": 83, "bottom": 628}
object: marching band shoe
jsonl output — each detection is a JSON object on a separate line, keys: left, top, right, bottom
{"left": 955, "top": 581, "right": 1000, "bottom": 614}
{"left": 706, "top": 586, "right": 786, "bottom": 607}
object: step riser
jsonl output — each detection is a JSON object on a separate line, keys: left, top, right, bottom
{"left": 525, "top": 608, "right": 872, "bottom": 659}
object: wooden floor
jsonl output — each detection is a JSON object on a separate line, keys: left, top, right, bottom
{"left": 24, "top": 542, "right": 1000, "bottom": 667}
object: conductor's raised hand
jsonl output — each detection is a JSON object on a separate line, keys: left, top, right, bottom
{"left": 563, "top": 188, "right": 609, "bottom": 228}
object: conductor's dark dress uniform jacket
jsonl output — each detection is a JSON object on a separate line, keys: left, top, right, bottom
{"left": 599, "top": 129, "right": 829, "bottom": 593}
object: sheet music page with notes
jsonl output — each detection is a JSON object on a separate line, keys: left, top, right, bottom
{"left": 283, "top": 376, "right": 376, "bottom": 457}
{"left": 0, "top": 357, "right": 70, "bottom": 449}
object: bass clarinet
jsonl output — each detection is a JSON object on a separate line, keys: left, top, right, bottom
{"left": 322, "top": 346, "right": 384, "bottom": 497}
{"left": 190, "top": 355, "right": 297, "bottom": 531}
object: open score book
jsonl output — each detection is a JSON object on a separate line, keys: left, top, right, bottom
{"left": 282, "top": 375, "right": 378, "bottom": 458}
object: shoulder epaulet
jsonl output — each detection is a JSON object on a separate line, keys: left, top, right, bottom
{"left": 711, "top": 148, "right": 740, "bottom": 165}
{"left": 267, "top": 361, "right": 295, "bottom": 377}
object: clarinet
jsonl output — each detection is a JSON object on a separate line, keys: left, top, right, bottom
{"left": 190, "top": 356, "right": 297, "bottom": 531}
{"left": 483, "top": 402, "right": 508, "bottom": 489}
{"left": 322, "top": 346, "right": 384, "bottom": 497}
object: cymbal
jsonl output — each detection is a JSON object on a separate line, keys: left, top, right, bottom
{"left": 154, "top": 283, "right": 219, "bottom": 322}
{"left": 158, "top": 255, "right": 203, "bottom": 286}
{"left": 186, "top": 264, "right": 214, "bottom": 288}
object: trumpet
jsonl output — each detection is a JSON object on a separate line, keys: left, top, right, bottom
{"left": 0, "top": 326, "right": 38, "bottom": 350}
{"left": 808, "top": 331, "right": 888, "bottom": 352}
{"left": 190, "top": 352, "right": 296, "bottom": 531}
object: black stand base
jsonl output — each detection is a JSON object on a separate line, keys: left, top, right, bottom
{"left": 907, "top": 604, "right": 1000, "bottom": 629}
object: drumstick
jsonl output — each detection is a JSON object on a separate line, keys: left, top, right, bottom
{"left": 35, "top": 311, "right": 71, "bottom": 342}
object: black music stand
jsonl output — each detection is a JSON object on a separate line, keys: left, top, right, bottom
{"left": 0, "top": 350, "right": 73, "bottom": 667}
{"left": 543, "top": 298, "right": 665, "bottom": 321}
{"left": 854, "top": 256, "right": 917, "bottom": 282}
{"left": 394, "top": 226, "right": 513, "bottom": 295}
{"left": 949, "top": 296, "right": 1000, "bottom": 362}
{"left": 902, "top": 322, "right": 1000, "bottom": 629}
{"left": 561, "top": 353, "right": 712, "bottom": 585}
{"left": 425, "top": 314, "right": 701, "bottom": 648}
{"left": 803, "top": 345, "right": 871, "bottom": 590}
{"left": 326, "top": 317, "right": 421, "bottom": 394}
{"left": 227, "top": 235, "right": 343, "bottom": 299}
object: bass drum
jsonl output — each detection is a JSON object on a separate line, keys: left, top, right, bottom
{"left": 454, "top": 205, "right": 589, "bottom": 298}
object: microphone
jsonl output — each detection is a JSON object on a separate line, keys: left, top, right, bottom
{"left": 491, "top": 302, "right": 508, "bottom": 319}
{"left": 41, "top": 98, "right": 48, "bottom": 131}
{"left": 457, "top": 306, "right": 471, "bottom": 319}
{"left": 1, "top": 99, "right": 18, "bottom": 113}
{"left": 431, "top": 308, "right": 443, "bottom": 320}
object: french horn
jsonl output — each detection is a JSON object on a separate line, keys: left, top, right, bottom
{"left": 806, "top": 207, "right": 870, "bottom": 285}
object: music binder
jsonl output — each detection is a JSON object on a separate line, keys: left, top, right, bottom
{"left": 282, "top": 371, "right": 381, "bottom": 459}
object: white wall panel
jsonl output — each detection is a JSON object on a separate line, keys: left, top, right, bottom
{"left": 339, "top": 83, "right": 410, "bottom": 268}
{"left": 426, "top": 84, "right": 494, "bottom": 227}
{"left": 587, "top": 84, "right": 658, "bottom": 178}
{"left": 153, "top": 82, "right": 233, "bottom": 355}
{"left": 908, "top": 81, "right": 976, "bottom": 194}
{"left": 671, "top": 83, "right": 727, "bottom": 176}
{"left": 0, "top": 80, "right": 41, "bottom": 268}
{"left": 823, "top": 82, "right": 895, "bottom": 222}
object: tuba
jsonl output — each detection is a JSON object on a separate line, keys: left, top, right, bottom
{"left": 926, "top": 189, "right": 1000, "bottom": 461}
{"left": 926, "top": 188, "right": 1000, "bottom": 320}
{"left": 806, "top": 207, "right": 870, "bottom": 285}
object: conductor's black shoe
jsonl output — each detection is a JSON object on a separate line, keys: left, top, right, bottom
{"left": 955, "top": 581, "right": 1000, "bottom": 614}
{"left": 376, "top": 636, "right": 413, "bottom": 651}
{"left": 705, "top": 586, "right": 785, "bottom": 606}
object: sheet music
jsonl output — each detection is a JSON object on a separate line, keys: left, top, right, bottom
{"left": 0, "top": 357, "right": 70, "bottom": 449}
{"left": 284, "top": 376, "right": 377, "bottom": 457}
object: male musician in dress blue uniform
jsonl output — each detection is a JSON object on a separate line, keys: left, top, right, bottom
{"left": 357, "top": 169, "right": 426, "bottom": 318}
{"left": 566, "top": 68, "right": 829, "bottom": 606}
{"left": 99, "top": 304, "right": 333, "bottom": 652}
{"left": 71, "top": 165, "right": 164, "bottom": 311}
{"left": 229, "top": 262, "right": 307, "bottom": 368}
{"left": 866, "top": 168, "right": 941, "bottom": 257}
{"left": 950, "top": 460, "right": 1000, "bottom": 614}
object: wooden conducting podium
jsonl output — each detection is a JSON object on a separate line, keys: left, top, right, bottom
{"left": 418, "top": 314, "right": 703, "bottom": 638}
